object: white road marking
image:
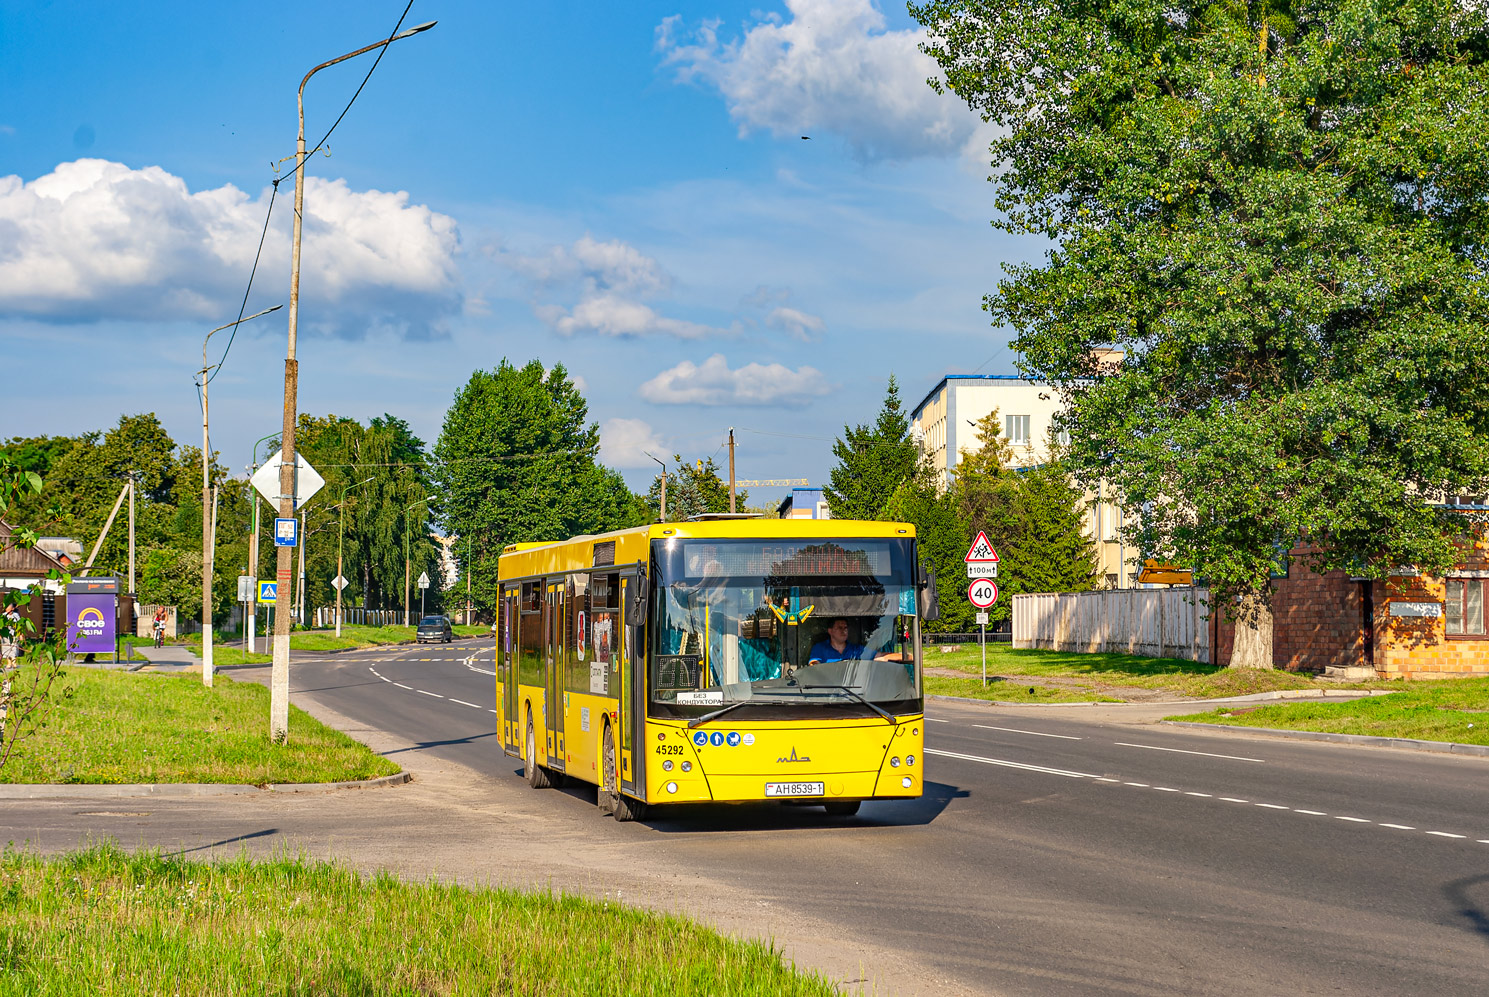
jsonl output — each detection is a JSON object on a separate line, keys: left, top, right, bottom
{"left": 1124, "top": 782, "right": 1149, "bottom": 787}
{"left": 972, "top": 724, "right": 1082, "bottom": 740}
{"left": 1426, "top": 831, "right": 1466, "bottom": 839}
{"left": 1113, "top": 742, "right": 1264, "bottom": 763}
{"left": 925, "top": 718, "right": 949, "bottom": 723}
{"left": 1095, "top": 777, "right": 1121, "bottom": 783}
{"left": 1479, "top": 840, "right": 1489, "bottom": 844}
{"left": 1380, "top": 823, "right": 1416, "bottom": 830}
{"left": 1334, "top": 816, "right": 1371, "bottom": 823}
{"left": 451, "top": 699, "right": 481, "bottom": 709}
{"left": 1220, "top": 797, "right": 1249, "bottom": 803}
{"left": 923, "top": 747, "right": 1096, "bottom": 780}
{"left": 1294, "top": 810, "right": 1327, "bottom": 816}
{"left": 394, "top": 683, "right": 411, "bottom": 690}
{"left": 418, "top": 690, "right": 444, "bottom": 698}
{"left": 1185, "top": 792, "right": 1212, "bottom": 798}
{"left": 1154, "top": 787, "right": 1181, "bottom": 793}
{"left": 1255, "top": 803, "right": 1290, "bottom": 810}
{"left": 488, "top": 709, "right": 498, "bottom": 714}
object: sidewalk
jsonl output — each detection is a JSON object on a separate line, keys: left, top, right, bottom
{"left": 127, "top": 642, "right": 203, "bottom": 673}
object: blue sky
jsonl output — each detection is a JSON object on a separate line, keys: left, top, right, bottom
{"left": 1, "top": 0, "right": 1039, "bottom": 504}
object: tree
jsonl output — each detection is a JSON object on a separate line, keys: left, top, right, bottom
{"left": 0, "top": 455, "right": 70, "bottom": 772}
{"left": 824, "top": 374, "right": 921, "bottom": 520}
{"left": 916, "top": 0, "right": 1489, "bottom": 665}
{"left": 433, "top": 360, "right": 637, "bottom": 616}
{"left": 645, "top": 456, "right": 747, "bottom": 522}
{"left": 883, "top": 477, "right": 973, "bottom": 633}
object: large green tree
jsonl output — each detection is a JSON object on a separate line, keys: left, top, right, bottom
{"left": 917, "top": 0, "right": 1489, "bottom": 664}
{"left": 433, "top": 360, "right": 641, "bottom": 616}
{"left": 824, "top": 374, "right": 921, "bottom": 520}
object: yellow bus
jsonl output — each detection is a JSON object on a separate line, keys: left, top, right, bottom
{"left": 495, "top": 517, "right": 935, "bottom": 821}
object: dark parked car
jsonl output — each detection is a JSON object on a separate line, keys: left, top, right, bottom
{"left": 416, "top": 615, "right": 453, "bottom": 643}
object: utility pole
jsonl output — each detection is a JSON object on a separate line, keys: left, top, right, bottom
{"left": 647, "top": 452, "right": 667, "bottom": 523}
{"left": 202, "top": 339, "right": 215, "bottom": 689}
{"left": 127, "top": 474, "right": 135, "bottom": 597}
{"left": 728, "top": 428, "right": 736, "bottom": 514}
{"left": 273, "top": 20, "right": 436, "bottom": 742}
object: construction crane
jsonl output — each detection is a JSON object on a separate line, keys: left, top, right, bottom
{"left": 732, "top": 478, "right": 809, "bottom": 488}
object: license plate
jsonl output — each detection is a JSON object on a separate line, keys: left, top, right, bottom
{"left": 764, "top": 781, "right": 824, "bottom": 798}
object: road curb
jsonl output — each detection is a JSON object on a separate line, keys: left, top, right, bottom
{"left": 0, "top": 771, "right": 411, "bottom": 800}
{"left": 1161, "top": 721, "right": 1489, "bottom": 758}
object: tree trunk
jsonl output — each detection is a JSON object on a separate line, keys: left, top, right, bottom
{"left": 1230, "top": 587, "right": 1275, "bottom": 669}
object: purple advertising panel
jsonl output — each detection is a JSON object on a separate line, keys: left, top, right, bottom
{"left": 69, "top": 594, "right": 116, "bottom": 653}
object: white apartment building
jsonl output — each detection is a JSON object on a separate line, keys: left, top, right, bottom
{"left": 909, "top": 374, "right": 1139, "bottom": 589}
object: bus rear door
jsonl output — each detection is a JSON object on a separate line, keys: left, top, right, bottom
{"left": 545, "top": 580, "right": 566, "bottom": 774}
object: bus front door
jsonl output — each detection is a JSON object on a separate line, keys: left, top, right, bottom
{"left": 545, "top": 581, "right": 565, "bottom": 774}
{"left": 502, "top": 588, "right": 519, "bottom": 757}
{"left": 620, "top": 571, "right": 645, "bottom": 797}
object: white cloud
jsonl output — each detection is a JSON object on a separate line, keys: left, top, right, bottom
{"left": 508, "top": 234, "right": 730, "bottom": 339}
{"left": 0, "top": 159, "right": 460, "bottom": 337}
{"left": 656, "top": 0, "right": 980, "bottom": 162}
{"left": 765, "top": 305, "right": 824, "bottom": 341}
{"left": 640, "top": 353, "right": 831, "bottom": 407}
{"left": 600, "top": 417, "right": 667, "bottom": 468}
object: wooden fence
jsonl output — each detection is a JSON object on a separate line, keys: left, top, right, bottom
{"left": 1012, "top": 588, "right": 1212, "bottom": 662}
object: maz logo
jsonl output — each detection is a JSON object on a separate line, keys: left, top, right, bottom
{"left": 776, "top": 747, "right": 812, "bottom": 763}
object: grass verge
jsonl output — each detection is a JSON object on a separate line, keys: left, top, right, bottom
{"left": 0, "top": 843, "right": 833, "bottom": 997}
{"left": 924, "top": 675, "right": 1120, "bottom": 703}
{"left": 1168, "top": 677, "right": 1489, "bottom": 745}
{"left": 0, "top": 669, "right": 399, "bottom": 785}
{"left": 926, "top": 644, "right": 1335, "bottom": 699}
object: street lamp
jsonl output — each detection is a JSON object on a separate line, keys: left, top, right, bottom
{"left": 404, "top": 495, "right": 432, "bottom": 627}
{"left": 645, "top": 452, "right": 667, "bottom": 522}
{"left": 270, "top": 19, "right": 437, "bottom": 744}
{"left": 197, "top": 305, "right": 281, "bottom": 689}
{"left": 335, "top": 477, "right": 374, "bottom": 638}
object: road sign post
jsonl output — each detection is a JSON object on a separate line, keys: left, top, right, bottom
{"left": 967, "top": 578, "right": 1000, "bottom": 685}
{"left": 417, "top": 571, "right": 430, "bottom": 618}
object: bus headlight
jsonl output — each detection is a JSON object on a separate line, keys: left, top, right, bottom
{"left": 902, "top": 776, "right": 913, "bottom": 788}
{"left": 681, "top": 760, "right": 692, "bottom": 772}
{"left": 905, "top": 754, "right": 915, "bottom": 766}
{"left": 662, "top": 760, "right": 674, "bottom": 772}
{"left": 889, "top": 756, "right": 901, "bottom": 768}
{"left": 666, "top": 781, "right": 678, "bottom": 794}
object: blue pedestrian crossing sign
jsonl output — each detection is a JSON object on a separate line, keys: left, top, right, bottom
{"left": 258, "top": 581, "right": 277, "bottom": 604}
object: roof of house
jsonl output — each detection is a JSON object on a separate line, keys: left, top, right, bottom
{"left": 910, "top": 374, "right": 1044, "bottom": 419}
{"left": 0, "top": 520, "right": 71, "bottom": 578}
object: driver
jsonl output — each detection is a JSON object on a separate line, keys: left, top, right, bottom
{"left": 808, "top": 618, "right": 865, "bottom": 664}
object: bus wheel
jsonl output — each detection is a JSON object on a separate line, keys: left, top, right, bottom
{"left": 824, "top": 800, "right": 861, "bottom": 817}
{"left": 598, "top": 726, "right": 617, "bottom": 816}
{"left": 603, "top": 726, "right": 646, "bottom": 822}
{"left": 525, "top": 714, "right": 552, "bottom": 789}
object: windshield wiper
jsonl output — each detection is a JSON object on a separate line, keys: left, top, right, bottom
{"left": 687, "top": 699, "right": 754, "bottom": 729}
{"left": 799, "top": 684, "right": 896, "bottom": 724}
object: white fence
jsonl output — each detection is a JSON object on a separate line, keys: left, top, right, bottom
{"left": 1013, "top": 588, "right": 1212, "bottom": 662}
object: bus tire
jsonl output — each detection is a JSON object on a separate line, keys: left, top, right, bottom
{"left": 598, "top": 725, "right": 617, "bottom": 816}
{"left": 525, "top": 713, "right": 552, "bottom": 789}
{"left": 824, "top": 800, "right": 861, "bottom": 817}
{"left": 604, "top": 726, "right": 646, "bottom": 822}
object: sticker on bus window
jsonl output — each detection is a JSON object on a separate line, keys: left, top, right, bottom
{"left": 675, "top": 690, "right": 723, "bottom": 706}
{"left": 577, "top": 611, "right": 587, "bottom": 661}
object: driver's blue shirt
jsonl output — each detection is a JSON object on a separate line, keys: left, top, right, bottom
{"left": 808, "top": 639, "right": 865, "bottom": 663}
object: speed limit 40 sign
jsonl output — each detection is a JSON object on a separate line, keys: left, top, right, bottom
{"left": 967, "top": 579, "right": 999, "bottom": 608}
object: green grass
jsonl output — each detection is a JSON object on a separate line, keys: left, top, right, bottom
{"left": 924, "top": 675, "right": 1121, "bottom": 703}
{"left": 926, "top": 644, "right": 1334, "bottom": 699}
{"left": 0, "top": 844, "right": 833, "bottom": 996}
{"left": 1168, "top": 677, "right": 1489, "bottom": 745}
{"left": 0, "top": 669, "right": 400, "bottom": 785}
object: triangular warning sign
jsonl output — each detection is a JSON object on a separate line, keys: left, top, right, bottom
{"left": 965, "top": 531, "right": 999, "bottom": 562}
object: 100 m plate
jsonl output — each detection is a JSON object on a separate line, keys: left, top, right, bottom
{"left": 764, "top": 781, "right": 825, "bottom": 798}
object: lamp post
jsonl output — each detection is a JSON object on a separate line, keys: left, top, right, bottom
{"left": 646, "top": 452, "right": 667, "bottom": 522}
{"left": 271, "top": 19, "right": 437, "bottom": 743}
{"left": 404, "top": 496, "right": 431, "bottom": 627}
{"left": 197, "top": 305, "right": 281, "bottom": 688}
{"left": 335, "top": 477, "right": 374, "bottom": 638}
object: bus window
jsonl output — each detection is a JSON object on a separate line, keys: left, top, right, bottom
{"left": 519, "top": 581, "right": 542, "bottom": 688}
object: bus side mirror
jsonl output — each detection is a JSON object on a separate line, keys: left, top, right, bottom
{"left": 921, "top": 566, "right": 940, "bottom": 622}
{"left": 627, "top": 578, "right": 650, "bottom": 629}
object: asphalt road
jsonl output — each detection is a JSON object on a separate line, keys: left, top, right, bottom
{"left": 7, "top": 641, "right": 1489, "bottom": 996}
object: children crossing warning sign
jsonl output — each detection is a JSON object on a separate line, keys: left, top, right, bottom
{"left": 965, "top": 531, "right": 999, "bottom": 578}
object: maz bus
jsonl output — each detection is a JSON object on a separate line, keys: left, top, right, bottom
{"left": 495, "top": 517, "right": 936, "bottom": 820}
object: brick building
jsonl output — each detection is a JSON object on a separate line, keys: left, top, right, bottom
{"left": 1212, "top": 529, "right": 1489, "bottom": 678}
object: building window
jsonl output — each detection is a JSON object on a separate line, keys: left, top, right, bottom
{"left": 1446, "top": 578, "right": 1486, "bottom": 636}
{"left": 1005, "top": 414, "right": 1031, "bottom": 447}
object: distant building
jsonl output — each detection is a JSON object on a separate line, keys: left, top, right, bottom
{"left": 908, "top": 373, "right": 1137, "bottom": 589}
{"left": 777, "top": 487, "right": 830, "bottom": 520}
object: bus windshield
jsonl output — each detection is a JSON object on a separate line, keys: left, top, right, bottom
{"left": 649, "top": 537, "right": 922, "bottom": 719}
